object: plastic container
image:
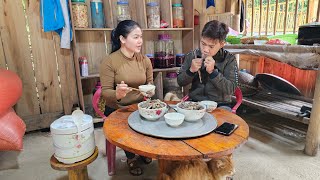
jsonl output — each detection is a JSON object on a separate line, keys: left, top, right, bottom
{"left": 254, "top": 40, "right": 267, "bottom": 45}
{"left": 146, "top": 54, "right": 155, "bottom": 68}
{"left": 117, "top": 1, "right": 131, "bottom": 24}
{"left": 50, "top": 110, "right": 95, "bottom": 164}
{"left": 71, "top": 0, "right": 89, "bottom": 28}
{"left": 172, "top": 3, "right": 184, "bottom": 28}
{"left": 154, "top": 34, "right": 175, "bottom": 68}
{"left": 175, "top": 53, "right": 185, "bottom": 67}
{"left": 164, "top": 72, "right": 180, "bottom": 93}
{"left": 90, "top": 0, "right": 105, "bottom": 28}
{"left": 146, "top": 2, "right": 160, "bottom": 28}
{"left": 269, "top": 34, "right": 298, "bottom": 45}
{"left": 79, "top": 56, "right": 89, "bottom": 77}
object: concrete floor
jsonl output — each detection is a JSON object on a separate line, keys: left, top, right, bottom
{"left": 1, "top": 110, "right": 320, "bottom": 180}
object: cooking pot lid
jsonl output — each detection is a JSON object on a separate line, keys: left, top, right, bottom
{"left": 50, "top": 114, "right": 93, "bottom": 134}
{"left": 255, "top": 73, "right": 302, "bottom": 95}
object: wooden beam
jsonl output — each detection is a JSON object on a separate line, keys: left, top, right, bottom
{"left": 251, "top": 0, "right": 255, "bottom": 36}
{"left": 293, "top": 0, "right": 299, "bottom": 34}
{"left": 284, "top": 0, "right": 289, "bottom": 34}
{"left": 273, "top": 0, "right": 279, "bottom": 35}
{"left": 305, "top": 70, "right": 320, "bottom": 156}
{"left": 317, "top": 0, "right": 320, "bottom": 22}
{"left": 265, "top": 0, "right": 270, "bottom": 35}
{"left": 259, "top": 0, "right": 262, "bottom": 35}
{"left": 306, "top": 0, "right": 310, "bottom": 23}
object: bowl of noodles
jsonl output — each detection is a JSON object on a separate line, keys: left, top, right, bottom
{"left": 176, "top": 101, "right": 206, "bottom": 122}
{"left": 138, "top": 99, "right": 167, "bottom": 121}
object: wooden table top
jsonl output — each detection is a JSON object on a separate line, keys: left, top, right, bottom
{"left": 103, "top": 103, "right": 249, "bottom": 160}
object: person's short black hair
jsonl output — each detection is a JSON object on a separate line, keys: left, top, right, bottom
{"left": 201, "top": 20, "right": 229, "bottom": 42}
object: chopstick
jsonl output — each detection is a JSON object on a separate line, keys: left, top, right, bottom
{"left": 194, "top": 49, "right": 202, "bottom": 83}
{"left": 128, "top": 87, "right": 140, "bottom": 92}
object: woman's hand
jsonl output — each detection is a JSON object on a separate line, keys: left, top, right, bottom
{"left": 116, "top": 81, "right": 131, "bottom": 100}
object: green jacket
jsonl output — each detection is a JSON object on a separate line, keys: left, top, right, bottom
{"left": 177, "top": 48, "right": 238, "bottom": 103}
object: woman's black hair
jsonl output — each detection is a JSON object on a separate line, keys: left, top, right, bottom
{"left": 111, "top": 20, "right": 141, "bottom": 53}
{"left": 201, "top": 20, "right": 229, "bottom": 42}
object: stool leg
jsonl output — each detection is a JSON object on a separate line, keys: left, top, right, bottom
{"left": 68, "top": 166, "right": 88, "bottom": 180}
{"left": 106, "top": 139, "right": 116, "bottom": 176}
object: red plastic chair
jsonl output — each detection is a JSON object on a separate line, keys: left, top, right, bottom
{"left": 92, "top": 87, "right": 116, "bottom": 176}
{"left": 232, "top": 87, "right": 243, "bottom": 114}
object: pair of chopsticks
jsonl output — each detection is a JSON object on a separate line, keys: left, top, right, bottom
{"left": 194, "top": 49, "right": 202, "bottom": 83}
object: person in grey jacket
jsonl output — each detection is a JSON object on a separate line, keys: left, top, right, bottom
{"left": 177, "top": 20, "right": 238, "bottom": 106}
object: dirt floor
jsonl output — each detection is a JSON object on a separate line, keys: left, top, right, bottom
{"left": 1, "top": 108, "right": 320, "bottom": 180}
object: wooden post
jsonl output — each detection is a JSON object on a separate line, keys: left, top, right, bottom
{"left": 305, "top": 70, "right": 320, "bottom": 156}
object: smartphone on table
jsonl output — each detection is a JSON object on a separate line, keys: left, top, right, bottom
{"left": 213, "top": 122, "right": 238, "bottom": 136}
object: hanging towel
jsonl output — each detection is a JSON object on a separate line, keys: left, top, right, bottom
{"left": 206, "top": 0, "right": 215, "bottom": 8}
{"left": 40, "top": 0, "right": 72, "bottom": 49}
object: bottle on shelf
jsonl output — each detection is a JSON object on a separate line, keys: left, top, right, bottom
{"left": 71, "top": 0, "right": 89, "bottom": 28}
{"left": 175, "top": 53, "right": 185, "bottom": 67}
{"left": 116, "top": 0, "right": 131, "bottom": 24}
{"left": 146, "top": 54, "right": 155, "bottom": 68}
{"left": 90, "top": 0, "right": 105, "bottom": 28}
{"left": 172, "top": 3, "right": 185, "bottom": 28}
{"left": 79, "top": 56, "right": 89, "bottom": 77}
{"left": 146, "top": 2, "right": 160, "bottom": 28}
{"left": 154, "top": 34, "right": 175, "bottom": 69}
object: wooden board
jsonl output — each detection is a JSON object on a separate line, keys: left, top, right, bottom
{"left": 239, "top": 54, "right": 263, "bottom": 75}
{"left": 0, "top": 29, "right": 6, "bottom": 69}
{"left": 0, "top": 0, "right": 40, "bottom": 116}
{"left": 76, "top": 31, "right": 107, "bottom": 75}
{"left": 54, "top": 35, "right": 79, "bottom": 115}
{"left": 27, "top": 0, "right": 63, "bottom": 113}
{"left": 182, "top": 0, "right": 194, "bottom": 28}
{"left": 160, "top": 0, "right": 173, "bottom": 28}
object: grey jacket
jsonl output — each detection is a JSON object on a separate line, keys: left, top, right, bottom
{"left": 177, "top": 48, "right": 238, "bottom": 103}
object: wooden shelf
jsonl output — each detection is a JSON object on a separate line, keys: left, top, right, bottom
{"left": 75, "top": 28, "right": 193, "bottom": 31}
{"left": 81, "top": 67, "right": 181, "bottom": 80}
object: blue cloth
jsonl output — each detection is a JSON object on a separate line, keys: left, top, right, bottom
{"left": 40, "top": 0, "right": 64, "bottom": 32}
{"left": 206, "top": 0, "right": 215, "bottom": 8}
{"left": 40, "top": 0, "right": 73, "bottom": 48}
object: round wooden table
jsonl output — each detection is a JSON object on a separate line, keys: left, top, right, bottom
{"left": 50, "top": 147, "right": 98, "bottom": 180}
{"left": 103, "top": 103, "right": 249, "bottom": 173}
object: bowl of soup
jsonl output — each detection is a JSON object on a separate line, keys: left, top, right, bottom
{"left": 176, "top": 101, "right": 206, "bottom": 122}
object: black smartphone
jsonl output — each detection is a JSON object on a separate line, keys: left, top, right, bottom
{"left": 213, "top": 122, "right": 239, "bottom": 136}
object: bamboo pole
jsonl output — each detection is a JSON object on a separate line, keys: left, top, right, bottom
{"left": 251, "top": 0, "right": 255, "bottom": 36}
{"left": 293, "top": 0, "right": 299, "bottom": 34}
{"left": 306, "top": 0, "right": 310, "bottom": 23}
{"left": 273, "top": 0, "right": 279, "bottom": 35}
{"left": 305, "top": 70, "right": 320, "bottom": 156}
{"left": 259, "top": 0, "right": 262, "bottom": 35}
{"left": 284, "top": 0, "right": 289, "bottom": 34}
{"left": 317, "top": 1, "right": 320, "bottom": 22}
{"left": 265, "top": 0, "right": 270, "bottom": 35}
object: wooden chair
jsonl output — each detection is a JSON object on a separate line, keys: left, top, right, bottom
{"left": 232, "top": 86, "right": 243, "bottom": 114}
{"left": 92, "top": 88, "right": 116, "bottom": 176}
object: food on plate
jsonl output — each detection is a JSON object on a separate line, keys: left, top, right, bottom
{"left": 139, "top": 99, "right": 166, "bottom": 109}
{"left": 178, "top": 101, "right": 204, "bottom": 110}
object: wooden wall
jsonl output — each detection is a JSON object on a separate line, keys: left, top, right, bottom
{"left": 0, "top": 0, "right": 78, "bottom": 131}
{"left": 239, "top": 55, "right": 317, "bottom": 98}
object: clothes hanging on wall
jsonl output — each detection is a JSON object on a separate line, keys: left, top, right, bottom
{"left": 240, "top": 0, "right": 244, "bottom": 32}
{"left": 40, "top": 0, "right": 72, "bottom": 49}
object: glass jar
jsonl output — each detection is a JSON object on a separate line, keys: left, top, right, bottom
{"left": 164, "top": 72, "right": 180, "bottom": 93}
{"left": 172, "top": 3, "right": 184, "bottom": 28}
{"left": 90, "top": 0, "right": 105, "bottom": 28}
{"left": 117, "top": 1, "right": 131, "bottom": 24}
{"left": 146, "top": 54, "right": 155, "bottom": 68}
{"left": 146, "top": 2, "right": 160, "bottom": 28}
{"left": 71, "top": 0, "right": 89, "bottom": 28}
{"left": 175, "top": 53, "right": 185, "bottom": 67}
{"left": 154, "top": 34, "right": 175, "bottom": 68}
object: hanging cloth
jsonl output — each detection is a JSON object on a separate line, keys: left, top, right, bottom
{"left": 40, "top": 0, "right": 72, "bottom": 49}
{"left": 206, "top": 0, "right": 215, "bottom": 8}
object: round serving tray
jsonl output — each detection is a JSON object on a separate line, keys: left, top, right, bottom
{"left": 128, "top": 110, "right": 218, "bottom": 139}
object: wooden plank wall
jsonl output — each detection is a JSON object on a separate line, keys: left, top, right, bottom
{"left": 0, "top": 0, "right": 78, "bottom": 131}
{"left": 239, "top": 55, "right": 317, "bottom": 98}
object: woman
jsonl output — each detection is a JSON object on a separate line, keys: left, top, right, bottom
{"left": 99, "top": 20, "right": 154, "bottom": 176}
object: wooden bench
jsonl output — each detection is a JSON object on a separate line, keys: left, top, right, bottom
{"left": 240, "top": 90, "right": 312, "bottom": 124}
